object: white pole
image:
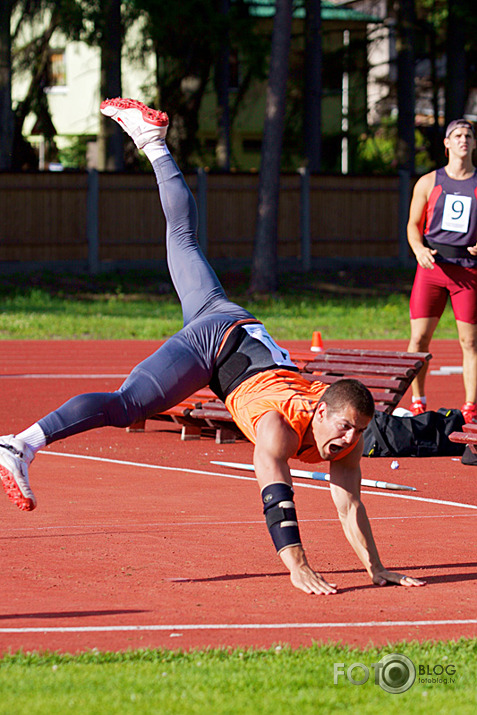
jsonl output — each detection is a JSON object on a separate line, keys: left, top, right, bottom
{"left": 211, "top": 461, "right": 416, "bottom": 491}
{"left": 341, "top": 30, "right": 350, "bottom": 175}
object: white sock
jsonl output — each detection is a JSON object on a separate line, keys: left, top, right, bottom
{"left": 412, "top": 396, "right": 426, "bottom": 405}
{"left": 143, "top": 140, "right": 170, "bottom": 163}
{"left": 16, "top": 423, "right": 47, "bottom": 453}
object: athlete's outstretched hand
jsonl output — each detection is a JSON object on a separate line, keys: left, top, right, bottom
{"left": 290, "top": 564, "right": 338, "bottom": 595}
{"left": 280, "top": 545, "right": 338, "bottom": 595}
{"left": 372, "top": 569, "right": 426, "bottom": 587}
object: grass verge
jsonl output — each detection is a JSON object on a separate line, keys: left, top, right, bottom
{"left": 0, "top": 640, "right": 475, "bottom": 714}
{"left": 0, "top": 268, "right": 459, "bottom": 340}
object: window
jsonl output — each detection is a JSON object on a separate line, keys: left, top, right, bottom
{"left": 46, "top": 49, "right": 67, "bottom": 89}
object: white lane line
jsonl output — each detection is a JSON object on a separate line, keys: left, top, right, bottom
{"left": 1, "top": 513, "right": 475, "bottom": 537}
{"left": 430, "top": 366, "right": 463, "bottom": 375}
{"left": 0, "top": 619, "right": 476, "bottom": 634}
{"left": 41, "top": 451, "right": 477, "bottom": 511}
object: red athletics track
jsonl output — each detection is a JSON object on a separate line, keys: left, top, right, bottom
{"left": 0, "top": 339, "right": 476, "bottom": 655}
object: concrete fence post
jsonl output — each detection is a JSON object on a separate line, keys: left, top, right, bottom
{"left": 87, "top": 168, "right": 99, "bottom": 274}
{"left": 298, "top": 166, "right": 311, "bottom": 272}
{"left": 197, "top": 167, "right": 208, "bottom": 255}
{"left": 398, "top": 169, "right": 412, "bottom": 267}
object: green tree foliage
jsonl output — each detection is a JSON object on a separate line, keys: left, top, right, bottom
{"left": 414, "top": 0, "right": 477, "bottom": 161}
{"left": 4, "top": 1, "right": 268, "bottom": 170}
{"left": 8, "top": 0, "right": 137, "bottom": 169}
{"left": 131, "top": 0, "right": 267, "bottom": 168}
{"left": 12, "top": 2, "right": 81, "bottom": 164}
{"left": 2, "top": 1, "right": 85, "bottom": 168}
{"left": 356, "top": 118, "right": 432, "bottom": 174}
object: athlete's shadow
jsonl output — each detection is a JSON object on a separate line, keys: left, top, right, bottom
{"left": 165, "top": 572, "right": 285, "bottom": 583}
{"left": 331, "top": 561, "right": 477, "bottom": 573}
{"left": 326, "top": 562, "right": 477, "bottom": 586}
{"left": 0, "top": 609, "right": 146, "bottom": 620}
{"left": 169, "top": 565, "right": 477, "bottom": 591}
{"left": 163, "top": 572, "right": 388, "bottom": 593}
{"left": 416, "top": 572, "right": 477, "bottom": 585}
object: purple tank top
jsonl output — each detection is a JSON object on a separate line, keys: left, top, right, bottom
{"left": 424, "top": 167, "right": 477, "bottom": 266}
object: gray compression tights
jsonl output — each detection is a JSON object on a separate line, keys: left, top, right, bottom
{"left": 38, "top": 154, "right": 254, "bottom": 444}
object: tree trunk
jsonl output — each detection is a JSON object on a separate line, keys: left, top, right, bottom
{"left": 304, "top": 0, "right": 322, "bottom": 172}
{"left": 445, "top": 0, "right": 466, "bottom": 124}
{"left": 429, "top": 23, "right": 442, "bottom": 164}
{"left": 0, "top": 0, "right": 14, "bottom": 170}
{"left": 250, "top": 0, "right": 293, "bottom": 294}
{"left": 215, "top": 0, "right": 231, "bottom": 170}
{"left": 395, "top": 0, "right": 415, "bottom": 173}
{"left": 97, "top": 0, "right": 123, "bottom": 171}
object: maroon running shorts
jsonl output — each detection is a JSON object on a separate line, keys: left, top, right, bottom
{"left": 410, "top": 262, "right": 477, "bottom": 324}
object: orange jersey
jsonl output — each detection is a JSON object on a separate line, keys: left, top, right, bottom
{"left": 225, "top": 369, "right": 333, "bottom": 464}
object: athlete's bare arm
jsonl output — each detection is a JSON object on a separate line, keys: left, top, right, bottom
{"left": 329, "top": 441, "right": 426, "bottom": 587}
{"left": 253, "top": 411, "right": 337, "bottom": 595}
{"left": 407, "top": 172, "right": 438, "bottom": 269}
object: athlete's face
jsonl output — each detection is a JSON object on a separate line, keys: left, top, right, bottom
{"left": 445, "top": 128, "right": 476, "bottom": 157}
{"left": 311, "top": 402, "right": 370, "bottom": 461}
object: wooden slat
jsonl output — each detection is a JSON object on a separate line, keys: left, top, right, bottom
{"left": 295, "top": 386, "right": 402, "bottom": 408}
{"left": 304, "top": 355, "right": 424, "bottom": 369}
{"left": 190, "top": 408, "right": 232, "bottom": 421}
{"left": 325, "top": 348, "right": 431, "bottom": 361}
{"left": 449, "top": 432, "right": 477, "bottom": 444}
{"left": 301, "top": 373, "right": 407, "bottom": 392}
{"left": 303, "top": 361, "right": 416, "bottom": 377}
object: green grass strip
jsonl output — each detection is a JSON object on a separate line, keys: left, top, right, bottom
{"left": 0, "top": 269, "right": 460, "bottom": 340}
{"left": 0, "top": 640, "right": 475, "bottom": 714}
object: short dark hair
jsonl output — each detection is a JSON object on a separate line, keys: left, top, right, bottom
{"left": 320, "top": 378, "right": 375, "bottom": 418}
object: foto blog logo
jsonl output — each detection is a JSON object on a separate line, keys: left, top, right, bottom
{"left": 334, "top": 653, "right": 416, "bottom": 694}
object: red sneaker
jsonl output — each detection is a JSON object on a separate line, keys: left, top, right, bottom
{"left": 100, "top": 98, "right": 169, "bottom": 149}
{"left": 0, "top": 435, "right": 36, "bottom": 511}
{"left": 410, "top": 399, "right": 426, "bottom": 416}
{"left": 461, "top": 402, "right": 477, "bottom": 424}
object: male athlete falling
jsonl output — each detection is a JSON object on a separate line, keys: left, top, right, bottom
{"left": 0, "top": 98, "right": 425, "bottom": 595}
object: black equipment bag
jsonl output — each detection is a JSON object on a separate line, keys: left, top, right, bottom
{"left": 363, "top": 408, "right": 465, "bottom": 458}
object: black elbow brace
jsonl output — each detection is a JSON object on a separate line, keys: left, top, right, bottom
{"left": 262, "top": 482, "right": 302, "bottom": 554}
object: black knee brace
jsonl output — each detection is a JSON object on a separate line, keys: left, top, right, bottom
{"left": 262, "top": 482, "right": 302, "bottom": 554}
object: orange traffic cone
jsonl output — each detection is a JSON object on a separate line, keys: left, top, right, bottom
{"left": 311, "top": 331, "right": 324, "bottom": 352}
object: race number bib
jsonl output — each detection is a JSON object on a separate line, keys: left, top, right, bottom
{"left": 441, "top": 194, "right": 472, "bottom": 233}
{"left": 242, "top": 324, "right": 296, "bottom": 368}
